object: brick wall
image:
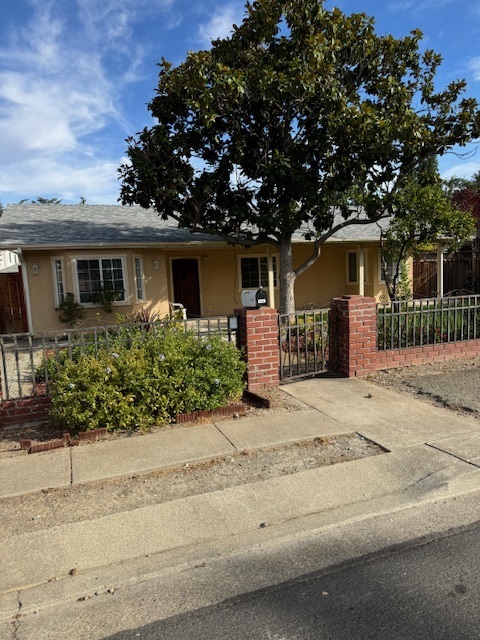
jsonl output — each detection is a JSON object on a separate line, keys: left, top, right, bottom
{"left": 0, "top": 395, "right": 51, "bottom": 427}
{"left": 331, "top": 295, "right": 480, "bottom": 376}
{"left": 235, "top": 306, "right": 280, "bottom": 391}
{"left": 375, "top": 339, "right": 480, "bottom": 370}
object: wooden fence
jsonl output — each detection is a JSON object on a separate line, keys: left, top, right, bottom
{"left": 414, "top": 242, "right": 480, "bottom": 298}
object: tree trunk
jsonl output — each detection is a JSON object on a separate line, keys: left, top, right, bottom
{"left": 279, "top": 237, "right": 296, "bottom": 315}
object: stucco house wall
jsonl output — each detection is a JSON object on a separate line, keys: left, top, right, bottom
{"left": 0, "top": 204, "right": 397, "bottom": 333}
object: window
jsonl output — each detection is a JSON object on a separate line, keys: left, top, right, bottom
{"left": 75, "top": 257, "right": 126, "bottom": 304}
{"left": 52, "top": 258, "right": 65, "bottom": 306}
{"left": 347, "top": 252, "right": 358, "bottom": 283}
{"left": 240, "top": 256, "right": 277, "bottom": 289}
{"left": 346, "top": 250, "right": 368, "bottom": 284}
{"left": 133, "top": 256, "right": 145, "bottom": 301}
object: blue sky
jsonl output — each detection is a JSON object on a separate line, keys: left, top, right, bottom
{"left": 1, "top": 0, "right": 480, "bottom": 205}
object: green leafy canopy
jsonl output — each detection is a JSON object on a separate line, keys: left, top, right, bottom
{"left": 120, "top": 0, "right": 480, "bottom": 312}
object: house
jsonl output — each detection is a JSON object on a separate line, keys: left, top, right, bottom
{"left": 0, "top": 203, "right": 397, "bottom": 333}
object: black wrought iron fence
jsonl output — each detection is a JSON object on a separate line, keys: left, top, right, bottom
{"left": 377, "top": 296, "right": 480, "bottom": 351}
{"left": 0, "top": 317, "right": 236, "bottom": 400}
{"left": 279, "top": 309, "right": 329, "bottom": 381}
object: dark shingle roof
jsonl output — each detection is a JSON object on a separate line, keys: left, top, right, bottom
{"left": 0, "top": 203, "right": 384, "bottom": 249}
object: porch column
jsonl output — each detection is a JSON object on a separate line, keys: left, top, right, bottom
{"left": 358, "top": 247, "right": 365, "bottom": 297}
{"left": 437, "top": 242, "right": 444, "bottom": 298}
{"left": 267, "top": 254, "right": 275, "bottom": 309}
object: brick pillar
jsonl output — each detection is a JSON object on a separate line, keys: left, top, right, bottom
{"left": 329, "top": 295, "right": 377, "bottom": 377}
{"left": 235, "top": 307, "right": 280, "bottom": 391}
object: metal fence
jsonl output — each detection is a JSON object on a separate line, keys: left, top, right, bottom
{"left": 0, "top": 317, "right": 237, "bottom": 400}
{"left": 377, "top": 295, "right": 480, "bottom": 351}
{"left": 279, "top": 309, "right": 329, "bottom": 381}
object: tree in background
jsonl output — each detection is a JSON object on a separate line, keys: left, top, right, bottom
{"left": 120, "top": 0, "right": 480, "bottom": 313}
{"left": 18, "top": 197, "right": 62, "bottom": 205}
{"left": 379, "top": 179, "right": 475, "bottom": 300}
{"left": 378, "top": 157, "right": 475, "bottom": 300}
{"left": 444, "top": 170, "right": 480, "bottom": 229}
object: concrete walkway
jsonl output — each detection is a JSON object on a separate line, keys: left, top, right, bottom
{"left": 3, "top": 375, "right": 480, "bottom": 624}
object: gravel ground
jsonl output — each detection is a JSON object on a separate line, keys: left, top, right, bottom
{"left": 370, "top": 356, "right": 480, "bottom": 417}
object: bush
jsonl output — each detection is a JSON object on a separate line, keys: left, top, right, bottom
{"left": 48, "top": 326, "right": 245, "bottom": 433}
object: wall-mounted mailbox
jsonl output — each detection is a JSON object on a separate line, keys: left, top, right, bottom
{"left": 241, "top": 288, "right": 268, "bottom": 308}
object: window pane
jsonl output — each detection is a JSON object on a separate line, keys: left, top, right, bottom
{"left": 259, "top": 257, "right": 269, "bottom": 288}
{"left": 101, "top": 258, "right": 125, "bottom": 300}
{"left": 348, "top": 253, "right": 358, "bottom": 283}
{"left": 77, "top": 259, "right": 101, "bottom": 303}
{"left": 134, "top": 257, "right": 144, "bottom": 300}
{"left": 54, "top": 260, "right": 64, "bottom": 304}
{"left": 241, "top": 256, "right": 277, "bottom": 289}
{"left": 77, "top": 258, "right": 125, "bottom": 303}
{"left": 241, "top": 257, "right": 260, "bottom": 288}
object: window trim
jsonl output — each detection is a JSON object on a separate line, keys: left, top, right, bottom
{"left": 237, "top": 254, "right": 279, "bottom": 291}
{"left": 133, "top": 255, "right": 145, "bottom": 302}
{"left": 51, "top": 257, "right": 65, "bottom": 307}
{"left": 72, "top": 255, "right": 129, "bottom": 306}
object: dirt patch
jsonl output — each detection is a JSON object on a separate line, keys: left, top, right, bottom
{"left": 369, "top": 356, "right": 480, "bottom": 418}
{"left": 0, "top": 433, "right": 384, "bottom": 538}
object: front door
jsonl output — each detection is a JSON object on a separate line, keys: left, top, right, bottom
{"left": 0, "top": 271, "right": 28, "bottom": 334}
{"left": 172, "top": 258, "right": 201, "bottom": 317}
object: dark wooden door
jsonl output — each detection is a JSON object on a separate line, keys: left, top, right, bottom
{"left": 0, "top": 271, "right": 28, "bottom": 334}
{"left": 172, "top": 259, "right": 201, "bottom": 317}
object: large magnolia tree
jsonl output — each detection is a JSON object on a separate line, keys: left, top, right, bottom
{"left": 119, "top": 0, "right": 480, "bottom": 314}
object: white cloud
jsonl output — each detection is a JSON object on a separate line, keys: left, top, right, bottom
{"left": 387, "top": 0, "right": 455, "bottom": 12}
{"left": 0, "top": 0, "right": 175, "bottom": 203}
{"left": 197, "top": 4, "right": 244, "bottom": 47}
{"left": 468, "top": 58, "right": 480, "bottom": 81}
{"left": 442, "top": 160, "right": 480, "bottom": 181}
{"left": 0, "top": 157, "right": 122, "bottom": 204}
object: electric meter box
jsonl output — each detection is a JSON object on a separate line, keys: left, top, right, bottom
{"left": 241, "top": 288, "right": 268, "bottom": 308}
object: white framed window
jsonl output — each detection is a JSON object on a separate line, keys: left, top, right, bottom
{"left": 239, "top": 255, "right": 278, "bottom": 289}
{"left": 133, "top": 256, "right": 145, "bottom": 302}
{"left": 346, "top": 250, "right": 369, "bottom": 284}
{"left": 51, "top": 257, "right": 65, "bottom": 306}
{"left": 74, "top": 256, "right": 127, "bottom": 305}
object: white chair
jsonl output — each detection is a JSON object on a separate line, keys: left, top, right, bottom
{"left": 169, "top": 302, "right": 187, "bottom": 321}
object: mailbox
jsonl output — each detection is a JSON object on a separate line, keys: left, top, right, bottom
{"left": 241, "top": 288, "right": 268, "bottom": 308}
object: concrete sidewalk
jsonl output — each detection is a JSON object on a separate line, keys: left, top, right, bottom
{"left": 3, "top": 375, "right": 480, "bottom": 626}
{"left": 4, "top": 375, "right": 480, "bottom": 498}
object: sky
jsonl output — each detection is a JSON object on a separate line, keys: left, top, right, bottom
{"left": 1, "top": 0, "right": 480, "bottom": 205}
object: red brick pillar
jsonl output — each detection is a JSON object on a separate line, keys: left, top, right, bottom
{"left": 329, "top": 295, "right": 377, "bottom": 377}
{"left": 235, "top": 307, "right": 280, "bottom": 391}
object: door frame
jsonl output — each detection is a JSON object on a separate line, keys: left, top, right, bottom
{"left": 169, "top": 256, "right": 202, "bottom": 318}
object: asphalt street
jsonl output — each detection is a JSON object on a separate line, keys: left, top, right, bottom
{"left": 105, "top": 522, "right": 480, "bottom": 640}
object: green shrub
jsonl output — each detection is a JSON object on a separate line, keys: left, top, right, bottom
{"left": 48, "top": 327, "right": 245, "bottom": 433}
{"left": 58, "top": 292, "right": 84, "bottom": 325}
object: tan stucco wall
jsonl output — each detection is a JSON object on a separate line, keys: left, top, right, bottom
{"left": 21, "top": 242, "right": 398, "bottom": 332}
{"left": 22, "top": 249, "right": 170, "bottom": 332}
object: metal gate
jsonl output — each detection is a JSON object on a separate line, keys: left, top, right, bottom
{"left": 279, "top": 309, "right": 329, "bottom": 382}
